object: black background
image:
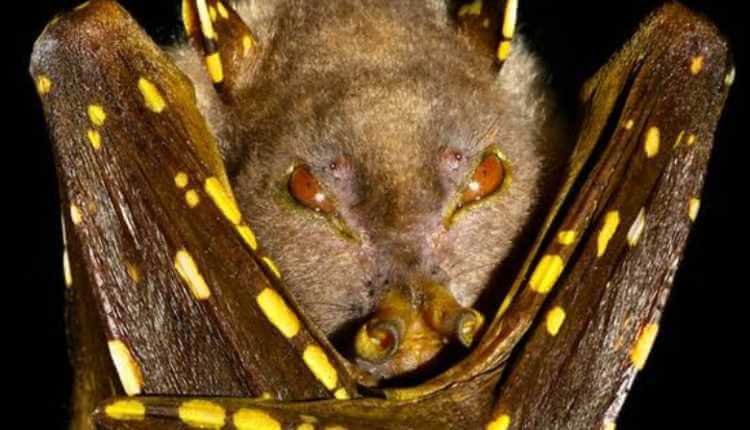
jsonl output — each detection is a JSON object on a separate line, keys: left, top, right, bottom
{"left": 9, "top": 1, "right": 741, "bottom": 428}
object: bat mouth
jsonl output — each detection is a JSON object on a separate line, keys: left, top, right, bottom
{"left": 352, "top": 281, "right": 485, "bottom": 380}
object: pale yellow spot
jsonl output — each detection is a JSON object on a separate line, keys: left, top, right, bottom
{"left": 603, "top": 421, "right": 616, "bottom": 430}
{"left": 725, "top": 67, "right": 736, "bottom": 87}
{"left": 70, "top": 204, "right": 83, "bottom": 225}
{"left": 545, "top": 306, "right": 566, "bottom": 336}
{"left": 334, "top": 387, "right": 350, "bottom": 400}
{"left": 35, "top": 74, "right": 52, "bottom": 95}
{"left": 303, "top": 345, "right": 339, "bottom": 390}
{"left": 673, "top": 130, "right": 685, "bottom": 148}
{"left": 502, "top": 0, "right": 518, "bottom": 39}
{"left": 107, "top": 340, "right": 144, "bottom": 396}
{"left": 87, "top": 129, "right": 102, "bottom": 150}
{"left": 104, "top": 400, "right": 146, "bottom": 421}
{"left": 497, "top": 40, "right": 512, "bottom": 61}
{"left": 242, "top": 34, "right": 254, "bottom": 56}
{"left": 63, "top": 249, "right": 73, "bottom": 288}
{"left": 138, "top": 77, "right": 166, "bottom": 113}
{"left": 233, "top": 409, "right": 281, "bottom": 430}
{"left": 256, "top": 288, "right": 301, "bottom": 338}
{"left": 74, "top": 1, "right": 90, "bottom": 11}
{"left": 260, "top": 392, "right": 273, "bottom": 400}
{"left": 178, "top": 400, "right": 226, "bottom": 429}
{"left": 262, "top": 256, "right": 282, "bottom": 279}
{"left": 208, "top": 5, "right": 218, "bottom": 22}
{"left": 630, "top": 323, "right": 659, "bottom": 370}
{"left": 297, "top": 424, "right": 315, "bottom": 430}
{"left": 597, "top": 211, "right": 620, "bottom": 257}
{"left": 300, "top": 415, "right": 318, "bottom": 424}
{"left": 87, "top": 104, "right": 107, "bottom": 126}
{"left": 686, "top": 133, "right": 696, "bottom": 146}
{"left": 175, "top": 172, "right": 189, "bottom": 188}
{"left": 126, "top": 262, "right": 141, "bottom": 284}
{"left": 205, "top": 177, "right": 242, "bottom": 224}
{"left": 557, "top": 230, "right": 576, "bottom": 245}
{"left": 644, "top": 127, "right": 660, "bottom": 158}
{"left": 486, "top": 414, "right": 511, "bottom": 430}
{"left": 174, "top": 249, "right": 211, "bottom": 300}
{"left": 690, "top": 56, "right": 704, "bottom": 75}
{"left": 182, "top": 0, "right": 196, "bottom": 36}
{"left": 206, "top": 53, "right": 224, "bottom": 84}
{"left": 624, "top": 119, "right": 634, "bottom": 130}
{"left": 688, "top": 198, "right": 701, "bottom": 222}
{"left": 626, "top": 208, "right": 646, "bottom": 248}
{"left": 196, "top": 0, "right": 218, "bottom": 40}
{"left": 217, "top": 1, "right": 230, "bottom": 19}
{"left": 325, "top": 426, "right": 347, "bottom": 430}
{"left": 237, "top": 224, "right": 258, "bottom": 251}
{"left": 458, "top": 0, "right": 482, "bottom": 17}
{"left": 528, "top": 254, "right": 564, "bottom": 294}
{"left": 185, "top": 189, "right": 201, "bottom": 208}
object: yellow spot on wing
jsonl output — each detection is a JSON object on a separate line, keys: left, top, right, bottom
{"left": 690, "top": 56, "right": 704, "bottom": 75}
{"left": 297, "top": 424, "right": 315, "bottom": 430}
{"left": 126, "top": 262, "right": 141, "bottom": 283}
{"left": 557, "top": 230, "right": 576, "bottom": 245}
{"left": 196, "top": 0, "right": 218, "bottom": 40}
{"left": 185, "top": 189, "right": 201, "bottom": 208}
{"left": 63, "top": 249, "right": 73, "bottom": 288}
{"left": 138, "top": 77, "right": 166, "bottom": 113}
{"left": 178, "top": 400, "right": 226, "bottom": 429}
{"left": 174, "top": 249, "right": 211, "bottom": 300}
{"left": 497, "top": 40, "right": 512, "bottom": 61}
{"left": 87, "top": 129, "right": 102, "bottom": 150}
{"left": 303, "top": 345, "right": 339, "bottom": 390}
{"left": 725, "top": 67, "right": 736, "bottom": 87}
{"left": 70, "top": 204, "right": 83, "bottom": 225}
{"left": 87, "top": 104, "right": 107, "bottom": 126}
{"left": 237, "top": 224, "right": 258, "bottom": 251}
{"left": 528, "top": 254, "right": 564, "bottom": 294}
{"left": 257, "top": 288, "right": 301, "bottom": 338}
{"left": 233, "top": 409, "right": 281, "bottom": 430}
{"left": 458, "top": 0, "right": 482, "bottom": 17}
{"left": 545, "top": 306, "right": 566, "bottom": 336}
{"left": 334, "top": 387, "right": 350, "bottom": 399}
{"left": 35, "top": 74, "right": 52, "bottom": 95}
{"left": 208, "top": 4, "right": 218, "bottom": 22}
{"left": 688, "top": 197, "right": 700, "bottom": 222}
{"left": 502, "top": 0, "right": 518, "bottom": 39}
{"left": 262, "top": 256, "right": 282, "bottom": 279}
{"left": 626, "top": 208, "right": 646, "bottom": 247}
{"left": 624, "top": 119, "right": 634, "bottom": 130}
{"left": 630, "top": 323, "right": 659, "bottom": 370}
{"left": 105, "top": 400, "right": 146, "bottom": 421}
{"left": 205, "top": 177, "right": 242, "bottom": 224}
{"left": 107, "top": 340, "right": 144, "bottom": 396}
{"left": 597, "top": 211, "right": 620, "bottom": 257}
{"left": 644, "top": 127, "right": 660, "bottom": 158}
{"left": 217, "top": 1, "right": 230, "bottom": 19}
{"left": 486, "top": 414, "right": 511, "bottom": 430}
{"left": 182, "top": 0, "right": 196, "bottom": 36}
{"left": 206, "top": 52, "right": 224, "bottom": 84}
{"left": 603, "top": 421, "right": 616, "bottom": 430}
{"left": 175, "top": 172, "right": 189, "bottom": 188}
{"left": 686, "top": 133, "right": 696, "bottom": 146}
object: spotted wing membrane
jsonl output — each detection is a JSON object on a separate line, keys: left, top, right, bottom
{"left": 30, "top": 1, "right": 356, "bottom": 426}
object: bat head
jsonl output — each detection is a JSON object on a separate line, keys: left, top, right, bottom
{"left": 174, "top": 0, "right": 566, "bottom": 380}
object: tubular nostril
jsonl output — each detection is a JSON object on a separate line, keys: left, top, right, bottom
{"left": 354, "top": 319, "right": 403, "bottom": 363}
{"left": 421, "top": 283, "right": 485, "bottom": 347}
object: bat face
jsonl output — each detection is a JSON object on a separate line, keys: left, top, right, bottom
{"left": 175, "top": 0, "right": 566, "bottom": 378}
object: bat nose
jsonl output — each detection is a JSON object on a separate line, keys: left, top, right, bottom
{"left": 354, "top": 279, "right": 485, "bottom": 378}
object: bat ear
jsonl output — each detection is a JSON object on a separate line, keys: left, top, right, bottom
{"left": 182, "top": 0, "right": 259, "bottom": 99}
{"left": 452, "top": 0, "right": 518, "bottom": 70}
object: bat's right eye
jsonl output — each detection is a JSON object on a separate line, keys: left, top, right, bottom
{"left": 289, "top": 165, "right": 336, "bottom": 214}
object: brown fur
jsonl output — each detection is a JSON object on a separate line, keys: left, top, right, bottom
{"left": 171, "top": 0, "right": 567, "bottom": 365}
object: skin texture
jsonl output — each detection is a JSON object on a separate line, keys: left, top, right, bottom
{"left": 171, "top": 0, "right": 566, "bottom": 378}
{"left": 173, "top": 0, "right": 561, "bottom": 376}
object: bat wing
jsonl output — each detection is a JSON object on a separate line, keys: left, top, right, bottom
{"left": 30, "top": 0, "right": 356, "bottom": 414}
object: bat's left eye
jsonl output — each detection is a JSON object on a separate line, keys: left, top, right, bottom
{"left": 289, "top": 165, "right": 336, "bottom": 214}
{"left": 459, "top": 152, "right": 507, "bottom": 207}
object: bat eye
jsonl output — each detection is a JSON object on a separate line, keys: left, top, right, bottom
{"left": 460, "top": 152, "right": 507, "bottom": 207}
{"left": 289, "top": 165, "right": 335, "bottom": 214}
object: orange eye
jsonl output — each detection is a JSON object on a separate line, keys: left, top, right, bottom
{"left": 289, "top": 165, "right": 335, "bottom": 214}
{"left": 460, "top": 153, "right": 506, "bottom": 206}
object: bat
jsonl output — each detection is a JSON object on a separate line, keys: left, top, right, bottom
{"left": 30, "top": 0, "right": 733, "bottom": 429}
